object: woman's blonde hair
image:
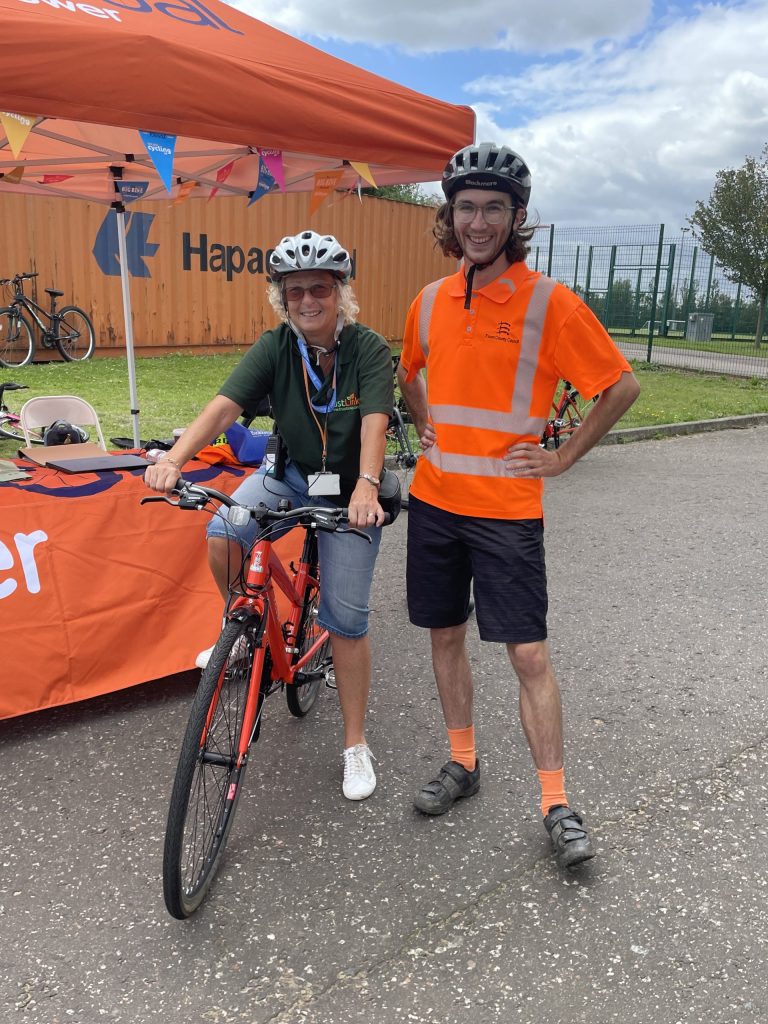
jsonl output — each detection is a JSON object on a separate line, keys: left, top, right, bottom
{"left": 267, "top": 278, "right": 359, "bottom": 326}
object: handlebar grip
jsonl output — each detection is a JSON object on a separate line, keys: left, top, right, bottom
{"left": 20, "top": 272, "right": 38, "bottom": 280}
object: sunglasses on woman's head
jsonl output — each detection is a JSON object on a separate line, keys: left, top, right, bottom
{"left": 283, "top": 282, "right": 336, "bottom": 302}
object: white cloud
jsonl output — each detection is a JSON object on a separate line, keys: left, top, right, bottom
{"left": 469, "top": 2, "right": 768, "bottom": 225}
{"left": 232, "top": 0, "right": 651, "bottom": 54}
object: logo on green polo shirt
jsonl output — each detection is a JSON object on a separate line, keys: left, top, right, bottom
{"left": 335, "top": 393, "right": 360, "bottom": 410}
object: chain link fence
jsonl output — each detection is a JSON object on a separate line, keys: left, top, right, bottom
{"left": 530, "top": 224, "right": 767, "bottom": 378}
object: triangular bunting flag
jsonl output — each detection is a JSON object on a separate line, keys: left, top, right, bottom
{"left": 0, "top": 112, "right": 39, "bottom": 159}
{"left": 258, "top": 149, "right": 285, "bottom": 192}
{"left": 139, "top": 130, "right": 176, "bottom": 192}
{"left": 208, "top": 160, "right": 234, "bottom": 202}
{"left": 247, "top": 155, "right": 276, "bottom": 206}
{"left": 173, "top": 179, "right": 197, "bottom": 206}
{"left": 349, "top": 162, "right": 377, "bottom": 188}
{"left": 115, "top": 180, "right": 150, "bottom": 203}
{"left": 309, "top": 169, "right": 344, "bottom": 215}
{"left": 38, "top": 174, "right": 74, "bottom": 185}
{"left": 2, "top": 166, "right": 25, "bottom": 185}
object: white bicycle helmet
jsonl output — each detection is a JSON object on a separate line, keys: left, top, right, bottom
{"left": 268, "top": 231, "right": 352, "bottom": 283}
{"left": 441, "top": 143, "right": 532, "bottom": 207}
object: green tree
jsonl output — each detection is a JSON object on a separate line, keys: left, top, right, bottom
{"left": 361, "top": 183, "right": 439, "bottom": 206}
{"left": 689, "top": 144, "right": 768, "bottom": 349}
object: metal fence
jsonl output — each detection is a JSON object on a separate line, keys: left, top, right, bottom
{"left": 530, "top": 224, "right": 767, "bottom": 378}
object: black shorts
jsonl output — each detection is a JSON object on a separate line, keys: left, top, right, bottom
{"left": 406, "top": 495, "right": 548, "bottom": 643}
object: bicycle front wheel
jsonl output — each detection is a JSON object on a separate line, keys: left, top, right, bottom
{"left": 0, "top": 308, "right": 35, "bottom": 368}
{"left": 556, "top": 390, "right": 599, "bottom": 445}
{"left": 386, "top": 408, "right": 420, "bottom": 510}
{"left": 0, "top": 412, "right": 43, "bottom": 444}
{"left": 54, "top": 306, "right": 95, "bottom": 362}
{"left": 163, "top": 618, "right": 266, "bottom": 918}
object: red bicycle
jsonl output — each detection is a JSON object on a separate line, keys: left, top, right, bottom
{"left": 142, "top": 480, "right": 375, "bottom": 918}
{"left": 540, "top": 381, "right": 599, "bottom": 450}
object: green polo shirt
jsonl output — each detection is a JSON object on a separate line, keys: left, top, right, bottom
{"left": 219, "top": 322, "right": 393, "bottom": 500}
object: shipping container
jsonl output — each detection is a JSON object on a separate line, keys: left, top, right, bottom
{"left": 0, "top": 192, "right": 454, "bottom": 355}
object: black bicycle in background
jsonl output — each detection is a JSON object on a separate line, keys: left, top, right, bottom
{"left": 387, "top": 354, "right": 420, "bottom": 509}
{"left": 0, "top": 272, "right": 95, "bottom": 368}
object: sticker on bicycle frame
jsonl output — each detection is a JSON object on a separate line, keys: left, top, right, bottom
{"left": 227, "top": 783, "right": 237, "bottom": 801}
{"left": 307, "top": 471, "right": 340, "bottom": 496}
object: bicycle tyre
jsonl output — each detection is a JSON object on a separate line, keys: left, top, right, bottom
{"left": 0, "top": 412, "right": 42, "bottom": 444}
{"left": 0, "top": 308, "right": 35, "bottom": 368}
{"left": 53, "top": 306, "right": 95, "bottom": 362}
{"left": 286, "top": 586, "right": 330, "bottom": 717}
{"left": 163, "top": 617, "right": 266, "bottom": 918}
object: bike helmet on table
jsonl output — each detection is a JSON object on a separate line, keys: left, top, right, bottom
{"left": 441, "top": 143, "right": 532, "bottom": 208}
{"left": 44, "top": 420, "right": 89, "bottom": 445}
{"left": 268, "top": 231, "right": 352, "bottom": 283}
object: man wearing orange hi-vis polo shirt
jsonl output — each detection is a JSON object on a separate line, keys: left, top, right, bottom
{"left": 397, "top": 143, "right": 640, "bottom": 869}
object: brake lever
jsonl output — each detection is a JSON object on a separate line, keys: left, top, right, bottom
{"left": 336, "top": 526, "right": 372, "bottom": 543}
{"left": 139, "top": 494, "right": 178, "bottom": 507}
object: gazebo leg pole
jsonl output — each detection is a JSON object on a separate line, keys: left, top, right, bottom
{"left": 114, "top": 204, "right": 141, "bottom": 448}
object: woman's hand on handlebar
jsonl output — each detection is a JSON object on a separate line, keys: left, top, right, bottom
{"left": 144, "top": 458, "right": 182, "bottom": 493}
{"left": 347, "top": 478, "right": 385, "bottom": 528}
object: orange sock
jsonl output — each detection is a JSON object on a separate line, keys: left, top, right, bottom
{"left": 538, "top": 767, "right": 568, "bottom": 817}
{"left": 447, "top": 726, "right": 476, "bottom": 772}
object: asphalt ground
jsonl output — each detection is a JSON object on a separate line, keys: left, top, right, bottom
{"left": 1, "top": 425, "right": 766, "bottom": 1024}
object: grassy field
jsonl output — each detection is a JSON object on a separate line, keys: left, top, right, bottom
{"left": 2, "top": 354, "right": 768, "bottom": 460}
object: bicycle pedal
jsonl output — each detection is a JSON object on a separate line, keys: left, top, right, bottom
{"left": 325, "top": 668, "right": 337, "bottom": 690}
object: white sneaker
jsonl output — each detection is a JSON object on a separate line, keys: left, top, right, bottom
{"left": 195, "top": 635, "right": 248, "bottom": 671}
{"left": 195, "top": 645, "right": 215, "bottom": 670}
{"left": 342, "top": 744, "right": 377, "bottom": 801}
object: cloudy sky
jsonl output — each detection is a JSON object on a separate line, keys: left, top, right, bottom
{"left": 231, "top": 0, "right": 767, "bottom": 229}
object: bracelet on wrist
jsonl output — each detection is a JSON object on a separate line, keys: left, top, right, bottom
{"left": 358, "top": 473, "right": 380, "bottom": 488}
{"left": 162, "top": 455, "right": 182, "bottom": 470}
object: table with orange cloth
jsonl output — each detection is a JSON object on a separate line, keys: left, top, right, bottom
{"left": 0, "top": 459, "right": 297, "bottom": 720}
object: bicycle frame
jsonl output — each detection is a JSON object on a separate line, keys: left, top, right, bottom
{"left": 8, "top": 289, "right": 56, "bottom": 337}
{"left": 220, "top": 525, "right": 329, "bottom": 760}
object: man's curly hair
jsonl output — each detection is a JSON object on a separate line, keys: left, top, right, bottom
{"left": 433, "top": 200, "right": 536, "bottom": 264}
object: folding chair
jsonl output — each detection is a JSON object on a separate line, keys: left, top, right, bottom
{"left": 20, "top": 395, "right": 107, "bottom": 449}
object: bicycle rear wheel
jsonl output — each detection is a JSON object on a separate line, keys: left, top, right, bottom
{"left": 54, "top": 306, "right": 95, "bottom": 362}
{"left": 0, "top": 309, "right": 35, "bottom": 368}
{"left": 287, "top": 587, "right": 331, "bottom": 717}
{"left": 163, "top": 617, "right": 266, "bottom": 918}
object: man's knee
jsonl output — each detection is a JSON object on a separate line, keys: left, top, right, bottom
{"left": 431, "top": 623, "right": 468, "bottom": 655}
{"left": 507, "top": 640, "right": 551, "bottom": 681}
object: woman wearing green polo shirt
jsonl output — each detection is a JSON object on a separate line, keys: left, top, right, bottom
{"left": 144, "top": 230, "right": 393, "bottom": 801}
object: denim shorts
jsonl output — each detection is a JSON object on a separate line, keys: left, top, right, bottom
{"left": 206, "top": 461, "right": 382, "bottom": 639}
{"left": 406, "top": 494, "right": 548, "bottom": 643}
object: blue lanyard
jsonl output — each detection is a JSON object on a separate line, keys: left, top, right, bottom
{"left": 296, "top": 337, "right": 337, "bottom": 413}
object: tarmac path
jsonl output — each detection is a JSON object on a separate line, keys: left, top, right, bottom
{"left": 1, "top": 426, "right": 766, "bottom": 1024}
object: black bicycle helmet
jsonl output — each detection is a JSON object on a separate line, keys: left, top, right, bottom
{"left": 441, "top": 143, "right": 532, "bottom": 207}
{"left": 44, "top": 420, "right": 89, "bottom": 445}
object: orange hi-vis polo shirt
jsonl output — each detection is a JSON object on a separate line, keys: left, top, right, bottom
{"left": 400, "top": 260, "right": 633, "bottom": 520}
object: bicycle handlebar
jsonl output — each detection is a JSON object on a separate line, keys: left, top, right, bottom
{"left": 0, "top": 272, "right": 38, "bottom": 286}
{"left": 140, "top": 478, "right": 389, "bottom": 539}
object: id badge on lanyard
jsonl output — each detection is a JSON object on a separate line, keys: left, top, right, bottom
{"left": 298, "top": 336, "right": 341, "bottom": 496}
